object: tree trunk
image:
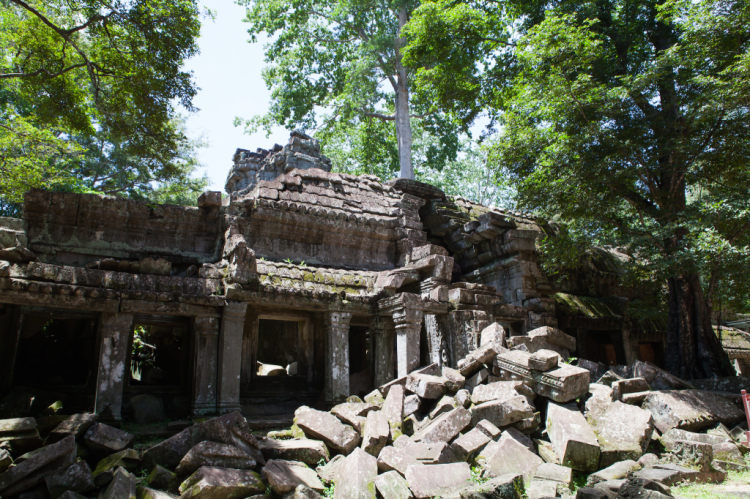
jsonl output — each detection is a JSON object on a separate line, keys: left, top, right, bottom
{"left": 665, "top": 272, "right": 734, "bottom": 379}
{"left": 394, "top": 7, "right": 413, "bottom": 179}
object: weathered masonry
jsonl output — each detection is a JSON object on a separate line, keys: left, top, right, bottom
{"left": 0, "top": 132, "right": 659, "bottom": 421}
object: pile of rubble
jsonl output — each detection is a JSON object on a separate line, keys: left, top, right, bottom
{"left": 1, "top": 325, "right": 748, "bottom": 499}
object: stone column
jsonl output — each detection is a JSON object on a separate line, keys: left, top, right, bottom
{"left": 392, "top": 308, "right": 424, "bottom": 378}
{"left": 94, "top": 312, "right": 134, "bottom": 422}
{"left": 370, "top": 315, "right": 395, "bottom": 387}
{"left": 191, "top": 316, "right": 220, "bottom": 416}
{"left": 324, "top": 311, "right": 352, "bottom": 403}
{"left": 217, "top": 302, "right": 247, "bottom": 414}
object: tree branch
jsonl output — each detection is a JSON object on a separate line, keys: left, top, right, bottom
{"left": 0, "top": 63, "right": 88, "bottom": 79}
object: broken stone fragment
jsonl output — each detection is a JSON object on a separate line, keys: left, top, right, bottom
{"left": 480, "top": 323, "right": 506, "bottom": 348}
{"left": 361, "top": 410, "right": 389, "bottom": 456}
{"left": 412, "top": 407, "right": 471, "bottom": 444}
{"left": 465, "top": 369, "right": 490, "bottom": 392}
{"left": 534, "top": 440, "right": 559, "bottom": 465}
{"left": 135, "top": 486, "right": 176, "bottom": 499}
{"left": 175, "top": 441, "right": 256, "bottom": 476}
{"left": 591, "top": 401, "right": 654, "bottom": 468}
{"left": 470, "top": 396, "right": 535, "bottom": 428}
{"left": 92, "top": 448, "right": 141, "bottom": 486}
{"left": 634, "top": 464, "right": 700, "bottom": 487}
{"left": 376, "top": 445, "right": 422, "bottom": 476}
{"left": 458, "top": 342, "right": 504, "bottom": 378}
{"left": 534, "top": 462, "right": 572, "bottom": 490}
{"left": 179, "top": 466, "right": 265, "bottom": 499}
{"left": 587, "top": 460, "right": 641, "bottom": 486}
{"left": 671, "top": 440, "right": 714, "bottom": 470}
{"left": 0, "top": 417, "right": 42, "bottom": 455}
{"left": 403, "top": 395, "right": 421, "bottom": 418}
{"left": 527, "top": 326, "right": 576, "bottom": 352}
{"left": 330, "top": 405, "right": 367, "bottom": 433}
{"left": 528, "top": 350, "right": 559, "bottom": 372}
{"left": 0, "top": 435, "right": 76, "bottom": 497}
{"left": 510, "top": 412, "right": 541, "bottom": 435}
{"left": 285, "top": 484, "right": 325, "bottom": 499}
{"left": 0, "top": 448, "right": 11, "bottom": 473}
{"left": 584, "top": 384, "right": 613, "bottom": 424}
{"left": 44, "top": 460, "right": 95, "bottom": 499}
{"left": 405, "top": 462, "right": 472, "bottom": 499}
{"left": 261, "top": 459, "right": 325, "bottom": 495}
{"left": 148, "top": 464, "right": 178, "bottom": 493}
{"left": 494, "top": 350, "right": 590, "bottom": 403}
{"left": 451, "top": 427, "right": 491, "bottom": 462}
{"left": 458, "top": 472, "right": 524, "bottom": 499}
{"left": 381, "top": 384, "right": 404, "bottom": 441}
{"left": 402, "top": 441, "right": 454, "bottom": 464}
{"left": 526, "top": 478, "right": 557, "bottom": 499}
{"left": 642, "top": 390, "right": 744, "bottom": 433}
{"left": 363, "top": 390, "right": 385, "bottom": 408}
{"left": 610, "top": 378, "right": 649, "bottom": 402}
{"left": 293, "top": 407, "right": 360, "bottom": 455}
{"left": 711, "top": 441, "right": 744, "bottom": 463}
{"left": 373, "top": 470, "right": 413, "bottom": 499}
{"left": 497, "top": 428, "right": 533, "bottom": 453}
{"left": 455, "top": 389, "right": 472, "bottom": 409}
{"left": 405, "top": 373, "right": 446, "bottom": 399}
{"left": 442, "top": 367, "right": 466, "bottom": 392}
{"left": 660, "top": 427, "right": 731, "bottom": 451}
{"left": 632, "top": 360, "right": 694, "bottom": 391}
{"left": 481, "top": 437, "right": 543, "bottom": 484}
{"left": 257, "top": 438, "right": 330, "bottom": 466}
{"left": 99, "top": 466, "right": 136, "bottom": 499}
{"left": 333, "top": 447, "right": 377, "bottom": 499}
{"left": 0, "top": 417, "right": 36, "bottom": 434}
{"left": 83, "top": 422, "right": 134, "bottom": 458}
{"left": 546, "top": 402, "right": 600, "bottom": 472}
{"left": 470, "top": 381, "right": 534, "bottom": 405}
{"left": 428, "top": 395, "right": 458, "bottom": 419}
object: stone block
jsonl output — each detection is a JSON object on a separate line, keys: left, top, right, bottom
{"left": 481, "top": 436, "right": 543, "bottom": 484}
{"left": 611, "top": 378, "right": 649, "bottom": 401}
{"left": 498, "top": 428, "right": 534, "bottom": 453}
{"left": 546, "top": 402, "right": 600, "bottom": 472}
{"left": 534, "top": 440, "right": 559, "bottom": 464}
{"left": 451, "top": 427, "right": 492, "bottom": 462}
{"left": 465, "top": 369, "right": 490, "bottom": 392}
{"left": 179, "top": 466, "right": 265, "bottom": 499}
{"left": 480, "top": 323, "right": 506, "bottom": 348}
{"left": 135, "top": 486, "right": 176, "bottom": 499}
{"left": 330, "top": 405, "right": 367, "bottom": 433}
{"left": 470, "top": 396, "right": 535, "bottom": 428}
{"left": 361, "top": 410, "right": 389, "bottom": 456}
{"left": 660, "top": 428, "right": 731, "bottom": 451}
{"left": 528, "top": 350, "right": 558, "bottom": 372}
{"left": 96, "top": 467, "right": 136, "bottom": 499}
{"left": 534, "top": 462, "right": 573, "bottom": 489}
{"left": 405, "top": 373, "right": 446, "bottom": 399}
{"left": 148, "top": 465, "right": 178, "bottom": 493}
{"left": 471, "top": 381, "right": 534, "bottom": 405}
{"left": 44, "top": 461, "right": 95, "bottom": 499}
{"left": 642, "top": 390, "right": 744, "bottom": 433}
{"left": 526, "top": 479, "right": 557, "bottom": 499}
{"left": 0, "top": 449, "right": 11, "bottom": 473}
{"left": 575, "top": 487, "right": 610, "bottom": 499}
{"left": 83, "top": 423, "right": 134, "bottom": 458}
{"left": 0, "top": 435, "right": 76, "bottom": 497}
{"left": 130, "top": 395, "right": 165, "bottom": 424}
{"left": 428, "top": 395, "right": 458, "bottom": 419}
{"left": 287, "top": 484, "right": 326, "bottom": 499}
{"left": 382, "top": 384, "right": 404, "bottom": 441}
{"left": 458, "top": 342, "right": 504, "bottom": 377}
{"left": 638, "top": 453, "right": 659, "bottom": 468}
{"left": 92, "top": 449, "right": 140, "bottom": 486}
{"left": 527, "top": 326, "right": 576, "bottom": 352}
{"left": 495, "top": 350, "right": 590, "bottom": 403}
{"left": 412, "top": 407, "right": 471, "bottom": 444}
{"left": 587, "top": 460, "right": 641, "bottom": 486}
{"left": 671, "top": 440, "right": 713, "bottom": 470}
{"left": 405, "top": 462, "right": 471, "bottom": 499}
{"left": 257, "top": 438, "right": 329, "bottom": 466}
{"left": 373, "top": 470, "right": 413, "bottom": 499}
{"left": 591, "top": 401, "right": 654, "bottom": 468}
{"left": 377, "top": 445, "right": 422, "bottom": 476}
{"left": 476, "top": 420, "right": 502, "bottom": 440}
{"left": 712, "top": 441, "right": 744, "bottom": 463}
{"left": 510, "top": 412, "right": 541, "bottom": 435}
{"left": 584, "top": 384, "right": 613, "bottom": 424}
{"left": 261, "top": 459, "right": 324, "bottom": 496}
{"left": 443, "top": 367, "right": 466, "bottom": 392}
{"left": 632, "top": 361, "right": 693, "bottom": 390}
{"left": 458, "top": 473, "right": 524, "bottom": 499}
{"left": 294, "top": 407, "right": 360, "bottom": 454}
{"left": 175, "top": 441, "right": 256, "bottom": 476}
{"left": 403, "top": 395, "right": 421, "bottom": 418}
{"left": 316, "top": 454, "right": 346, "bottom": 482}
{"left": 333, "top": 447, "right": 377, "bottom": 499}
{"left": 0, "top": 417, "right": 36, "bottom": 433}
{"left": 634, "top": 464, "right": 699, "bottom": 486}
{"left": 402, "top": 441, "right": 454, "bottom": 464}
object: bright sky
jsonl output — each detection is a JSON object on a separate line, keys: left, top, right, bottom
{"left": 183, "top": 0, "right": 289, "bottom": 193}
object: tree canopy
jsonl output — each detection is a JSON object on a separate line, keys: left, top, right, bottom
{"left": 0, "top": 0, "right": 207, "bottom": 209}
{"left": 405, "top": 0, "right": 750, "bottom": 378}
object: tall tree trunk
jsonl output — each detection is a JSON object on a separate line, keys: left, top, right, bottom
{"left": 665, "top": 272, "right": 734, "bottom": 379}
{"left": 395, "top": 7, "right": 413, "bottom": 179}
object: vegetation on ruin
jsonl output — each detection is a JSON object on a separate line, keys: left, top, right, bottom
{"left": 404, "top": 0, "right": 750, "bottom": 378}
{"left": 0, "top": 0, "right": 209, "bottom": 214}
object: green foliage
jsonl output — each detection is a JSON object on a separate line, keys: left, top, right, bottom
{"left": 0, "top": 0, "right": 206, "bottom": 205}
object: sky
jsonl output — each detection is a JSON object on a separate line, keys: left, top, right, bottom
{"left": 182, "top": 0, "right": 289, "bottom": 192}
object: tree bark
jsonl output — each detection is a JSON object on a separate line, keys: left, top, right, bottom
{"left": 666, "top": 273, "right": 734, "bottom": 379}
{"left": 394, "top": 7, "right": 414, "bottom": 179}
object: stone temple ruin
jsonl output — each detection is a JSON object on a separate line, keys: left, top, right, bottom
{"left": 0, "top": 132, "right": 749, "bottom": 499}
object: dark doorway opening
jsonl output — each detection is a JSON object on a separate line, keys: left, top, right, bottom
{"left": 638, "top": 341, "right": 665, "bottom": 368}
{"left": 257, "top": 319, "right": 304, "bottom": 376}
{"left": 129, "top": 321, "right": 189, "bottom": 387}
{"left": 349, "top": 325, "right": 372, "bottom": 397}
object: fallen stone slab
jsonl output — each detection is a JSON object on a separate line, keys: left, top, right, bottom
{"left": 261, "top": 459, "right": 325, "bottom": 495}
{"left": 458, "top": 342, "right": 504, "bottom": 378}
{"left": 495, "top": 350, "right": 589, "bottom": 403}
{"left": 638, "top": 453, "right": 659, "bottom": 468}
{"left": 475, "top": 420, "right": 502, "bottom": 440}
{"left": 0, "top": 417, "right": 42, "bottom": 455}
{"left": 591, "top": 401, "right": 654, "bottom": 468}
{"left": 135, "top": 486, "right": 176, "bottom": 499}
{"left": 443, "top": 367, "right": 466, "bottom": 392}
{"left": 44, "top": 460, "right": 95, "bottom": 499}
{"left": 373, "top": 470, "right": 413, "bottom": 499}
{"left": 529, "top": 350, "right": 559, "bottom": 372}
{"left": 382, "top": 384, "right": 404, "bottom": 440}
{"left": 316, "top": 454, "right": 346, "bottom": 482}
{"left": 587, "top": 460, "right": 641, "bottom": 486}
{"left": 634, "top": 465, "right": 698, "bottom": 486}
{"left": 470, "top": 396, "right": 535, "bottom": 428}
{"left": 621, "top": 391, "right": 650, "bottom": 406}
{"left": 498, "top": 428, "right": 534, "bottom": 453}
{"left": 660, "top": 428, "right": 732, "bottom": 451}
{"left": 546, "top": 402, "right": 600, "bottom": 472}
{"left": 378, "top": 363, "right": 440, "bottom": 397}
{"left": 377, "top": 446, "right": 422, "bottom": 475}
{"left": 175, "top": 441, "right": 256, "bottom": 476}
{"left": 655, "top": 462, "right": 726, "bottom": 484}
{"left": 465, "top": 369, "right": 490, "bottom": 392}
{"left": 458, "top": 473, "right": 524, "bottom": 499}
{"left": 293, "top": 407, "right": 360, "bottom": 454}
{"left": 406, "top": 462, "right": 472, "bottom": 499}
{"left": 405, "top": 373, "right": 447, "bottom": 399}
{"left": 584, "top": 384, "right": 613, "bottom": 424}
{"left": 0, "top": 448, "right": 11, "bottom": 473}
{"left": 179, "top": 466, "right": 265, "bottom": 499}
{"left": 642, "top": 390, "right": 744, "bottom": 433}
{"left": 452, "top": 427, "right": 492, "bottom": 462}
{"left": 148, "top": 465, "right": 178, "bottom": 493}
{"left": 257, "top": 438, "right": 329, "bottom": 466}
{"left": 481, "top": 436, "right": 544, "bottom": 483}
{"left": 331, "top": 403, "right": 376, "bottom": 433}
{"left": 0, "top": 435, "right": 76, "bottom": 497}
{"left": 671, "top": 440, "right": 713, "bottom": 470}
{"left": 83, "top": 422, "right": 134, "bottom": 458}
{"left": 611, "top": 378, "right": 649, "bottom": 401}
{"left": 412, "top": 407, "right": 471, "bottom": 444}
{"left": 402, "top": 441, "right": 453, "bottom": 464}
{"left": 712, "top": 441, "right": 744, "bottom": 463}
{"left": 526, "top": 478, "right": 557, "bottom": 499}
{"left": 99, "top": 466, "right": 136, "bottom": 499}
{"left": 573, "top": 487, "right": 609, "bottom": 499}
{"left": 633, "top": 361, "right": 694, "bottom": 390}
{"left": 403, "top": 395, "right": 421, "bottom": 418}
{"left": 333, "top": 447, "right": 377, "bottom": 499}
{"left": 471, "top": 381, "right": 535, "bottom": 405}
{"left": 534, "top": 440, "right": 559, "bottom": 465}
{"left": 286, "top": 484, "right": 325, "bottom": 499}
{"left": 534, "top": 462, "right": 573, "bottom": 489}
{"left": 361, "top": 410, "right": 389, "bottom": 456}
{"left": 480, "top": 323, "right": 506, "bottom": 348}
{"left": 428, "top": 395, "right": 458, "bottom": 420}
{"left": 510, "top": 412, "right": 541, "bottom": 435}
{"left": 0, "top": 417, "right": 36, "bottom": 434}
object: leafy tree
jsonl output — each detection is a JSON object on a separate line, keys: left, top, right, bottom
{"left": 405, "top": 0, "right": 750, "bottom": 378}
{"left": 237, "top": 0, "right": 460, "bottom": 179}
{"left": 0, "top": 0, "right": 205, "bottom": 205}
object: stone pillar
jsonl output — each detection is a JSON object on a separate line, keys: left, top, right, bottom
{"left": 370, "top": 315, "right": 395, "bottom": 387}
{"left": 191, "top": 316, "right": 220, "bottom": 416}
{"left": 392, "top": 308, "right": 424, "bottom": 377}
{"left": 217, "top": 302, "right": 247, "bottom": 414}
{"left": 94, "top": 312, "right": 134, "bottom": 422}
{"left": 324, "top": 311, "right": 352, "bottom": 403}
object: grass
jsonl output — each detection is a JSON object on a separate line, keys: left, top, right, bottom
{"left": 673, "top": 469, "right": 750, "bottom": 499}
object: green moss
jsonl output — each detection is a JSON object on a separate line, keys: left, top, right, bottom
{"left": 303, "top": 272, "right": 314, "bottom": 282}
